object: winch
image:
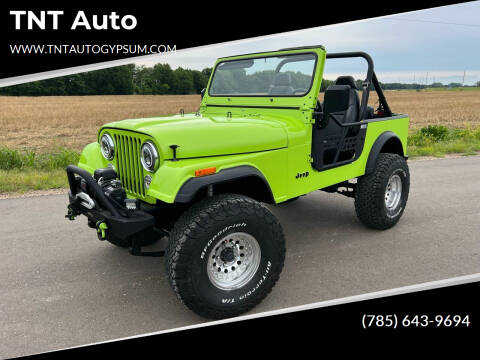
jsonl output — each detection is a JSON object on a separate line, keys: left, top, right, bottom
{"left": 93, "top": 167, "right": 131, "bottom": 210}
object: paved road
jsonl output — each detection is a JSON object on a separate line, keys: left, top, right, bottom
{"left": 1, "top": 156, "right": 480, "bottom": 358}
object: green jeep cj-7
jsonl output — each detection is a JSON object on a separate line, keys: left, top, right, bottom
{"left": 66, "top": 46, "right": 410, "bottom": 319}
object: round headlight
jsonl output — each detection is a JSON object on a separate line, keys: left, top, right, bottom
{"left": 100, "top": 133, "right": 115, "bottom": 160}
{"left": 140, "top": 141, "right": 159, "bottom": 172}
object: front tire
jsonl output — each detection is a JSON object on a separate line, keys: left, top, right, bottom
{"left": 355, "top": 153, "right": 410, "bottom": 230}
{"left": 166, "top": 193, "right": 286, "bottom": 319}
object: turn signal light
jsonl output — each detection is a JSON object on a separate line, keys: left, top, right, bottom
{"left": 195, "top": 167, "right": 216, "bottom": 177}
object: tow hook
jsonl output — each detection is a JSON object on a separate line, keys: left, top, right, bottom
{"left": 96, "top": 221, "right": 108, "bottom": 240}
{"left": 65, "top": 205, "right": 76, "bottom": 221}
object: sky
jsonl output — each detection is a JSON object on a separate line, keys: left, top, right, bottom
{"left": 136, "top": 1, "right": 480, "bottom": 85}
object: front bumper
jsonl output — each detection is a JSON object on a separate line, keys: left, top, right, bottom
{"left": 66, "top": 165, "right": 155, "bottom": 243}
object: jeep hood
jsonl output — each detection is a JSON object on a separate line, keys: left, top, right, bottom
{"left": 102, "top": 114, "right": 288, "bottom": 160}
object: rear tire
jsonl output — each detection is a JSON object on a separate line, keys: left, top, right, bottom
{"left": 355, "top": 153, "right": 410, "bottom": 230}
{"left": 166, "top": 193, "right": 286, "bottom": 319}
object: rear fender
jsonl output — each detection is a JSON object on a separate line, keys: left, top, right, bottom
{"left": 365, "top": 131, "right": 405, "bottom": 175}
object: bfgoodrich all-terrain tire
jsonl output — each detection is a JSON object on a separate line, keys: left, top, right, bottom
{"left": 166, "top": 193, "right": 286, "bottom": 319}
{"left": 355, "top": 153, "right": 410, "bottom": 230}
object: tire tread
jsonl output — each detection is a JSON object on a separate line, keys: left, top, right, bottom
{"left": 166, "top": 193, "right": 285, "bottom": 319}
{"left": 355, "top": 153, "right": 409, "bottom": 230}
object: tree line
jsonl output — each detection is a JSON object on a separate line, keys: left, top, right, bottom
{"left": 0, "top": 64, "right": 478, "bottom": 96}
{"left": 0, "top": 64, "right": 213, "bottom": 96}
{"left": 321, "top": 79, "right": 479, "bottom": 91}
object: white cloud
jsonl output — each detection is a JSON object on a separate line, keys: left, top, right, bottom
{"left": 135, "top": 2, "right": 480, "bottom": 84}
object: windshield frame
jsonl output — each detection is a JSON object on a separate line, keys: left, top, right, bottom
{"left": 208, "top": 51, "right": 318, "bottom": 98}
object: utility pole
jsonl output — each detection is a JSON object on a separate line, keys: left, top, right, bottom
{"left": 425, "top": 72, "right": 429, "bottom": 86}
{"left": 462, "top": 69, "right": 466, "bottom": 86}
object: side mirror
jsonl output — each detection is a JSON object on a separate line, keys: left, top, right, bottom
{"left": 200, "top": 88, "right": 206, "bottom": 99}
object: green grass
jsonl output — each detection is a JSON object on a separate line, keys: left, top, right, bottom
{"left": 1, "top": 126, "right": 480, "bottom": 194}
{"left": 0, "top": 147, "right": 78, "bottom": 194}
{"left": 0, "top": 147, "right": 79, "bottom": 171}
{"left": 407, "top": 125, "right": 480, "bottom": 158}
{"left": 0, "top": 168, "right": 68, "bottom": 193}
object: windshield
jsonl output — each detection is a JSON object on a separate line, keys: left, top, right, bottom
{"left": 209, "top": 53, "right": 317, "bottom": 97}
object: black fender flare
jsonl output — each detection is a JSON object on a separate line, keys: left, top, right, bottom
{"left": 174, "top": 165, "right": 274, "bottom": 203}
{"left": 365, "top": 131, "right": 405, "bottom": 175}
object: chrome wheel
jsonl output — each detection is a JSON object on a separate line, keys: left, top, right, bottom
{"left": 207, "top": 232, "right": 261, "bottom": 290}
{"left": 385, "top": 174, "right": 402, "bottom": 210}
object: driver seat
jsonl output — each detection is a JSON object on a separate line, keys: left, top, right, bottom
{"left": 268, "top": 73, "right": 294, "bottom": 95}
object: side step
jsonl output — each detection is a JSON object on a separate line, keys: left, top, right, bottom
{"left": 321, "top": 180, "right": 356, "bottom": 198}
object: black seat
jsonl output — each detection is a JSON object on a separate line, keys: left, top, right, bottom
{"left": 268, "top": 73, "right": 294, "bottom": 95}
{"left": 333, "top": 75, "right": 375, "bottom": 119}
{"left": 335, "top": 75, "right": 358, "bottom": 88}
{"left": 323, "top": 76, "right": 360, "bottom": 126}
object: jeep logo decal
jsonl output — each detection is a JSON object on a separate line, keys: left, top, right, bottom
{"left": 295, "top": 171, "right": 309, "bottom": 179}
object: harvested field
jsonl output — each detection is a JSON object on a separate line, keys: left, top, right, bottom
{"left": 1, "top": 90, "right": 479, "bottom": 152}
{"left": 0, "top": 95, "right": 200, "bottom": 152}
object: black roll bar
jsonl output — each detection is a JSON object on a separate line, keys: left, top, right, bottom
{"left": 371, "top": 72, "right": 392, "bottom": 116}
{"left": 325, "top": 52, "right": 392, "bottom": 119}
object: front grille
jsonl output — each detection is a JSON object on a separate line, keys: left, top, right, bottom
{"left": 113, "top": 133, "right": 145, "bottom": 198}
